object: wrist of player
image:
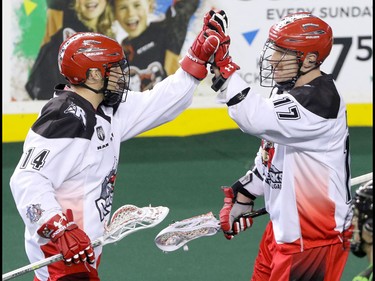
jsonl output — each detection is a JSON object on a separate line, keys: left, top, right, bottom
{"left": 37, "top": 209, "right": 95, "bottom": 265}
{"left": 180, "top": 50, "right": 209, "bottom": 80}
{"left": 210, "top": 48, "right": 240, "bottom": 91}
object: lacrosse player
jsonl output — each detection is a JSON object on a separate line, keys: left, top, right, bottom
{"left": 208, "top": 11, "right": 353, "bottom": 280}
{"left": 351, "top": 180, "right": 373, "bottom": 281}
{"left": 9, "top": 11, "right": 223, "bottom": 280}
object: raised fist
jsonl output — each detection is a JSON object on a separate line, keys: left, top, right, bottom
{"left": 205, "top": 10, "right": 240, "bottom": 91}
{"left": 180, "top": 10, "right": 220, "bottom": 80}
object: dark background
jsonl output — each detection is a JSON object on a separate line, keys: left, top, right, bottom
{"left": 3, "top": 128, "right": 372, "bottom": 281}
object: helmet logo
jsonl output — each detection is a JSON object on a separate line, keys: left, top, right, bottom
{"left": 59, "top": 33, "right": 93, "bottom": 63}
{"left": 302, "top": 23, "right": 319, "bottom": 29}
{"left": 82, "top": 39, "right": 101, "bottom": 46}
{"left": 274, "top": 13, "right": 312, "bottom": 30}
{"left": 86, "top": 52, "right": 104, "bottom": 56}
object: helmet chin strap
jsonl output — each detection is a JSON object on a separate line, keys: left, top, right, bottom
{"left": 298, "top": 63, "right": 320, "bottom": 76}
{"left": 79, "top": 77, "right": 109, "bottom": 96}
{"left": 80, "top": 83, "right": 104, "bottom": 95}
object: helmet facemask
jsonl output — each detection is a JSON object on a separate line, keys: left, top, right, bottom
{"left": 102, "top": 58, "right": 130, "bottom": 107}
{"left": 81, "top": 58, "right": 130, "bottom": 107}
{"left": 259, "top": 39, "right": 301, "bottom": 91}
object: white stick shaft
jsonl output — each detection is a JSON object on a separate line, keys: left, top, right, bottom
{"left": 2, "top": 240, "right": 102, "bottom": 281}
{"left": 351, "top": 172, "right": 372, "bottom": 186}
{"left": 2, "top": 255, "right": 62, "bottom": 281}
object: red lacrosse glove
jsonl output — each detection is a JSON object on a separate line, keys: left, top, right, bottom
{"left": 219, "top": 187, "right": 254, "bottom": 240}
{"left": 206, "top": 10, "right": 240, "bottom": 91}
{"left": 180, "top": 11, "right": 220, "bottom": 80}
{"left": 37, "top": 209, "right": 95, "bottom": 266}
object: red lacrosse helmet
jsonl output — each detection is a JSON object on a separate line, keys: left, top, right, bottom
{"left": 58, "top": 32, "right": 130, "bottom": 107}
{"left": 268, "top": 12, "right": 333, "bottom": 65}
{"left": 58, "top": 32, "right": 125, "bottom": 84}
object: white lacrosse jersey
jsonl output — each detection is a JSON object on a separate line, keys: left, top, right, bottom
{"left": 219, "top": 72, "right": 352, "bottom": 254}
{"left": 10, "top": 68, "right": 198, "bottom": 280}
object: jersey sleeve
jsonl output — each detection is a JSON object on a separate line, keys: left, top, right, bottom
{"left": 114, "top": 68, "right": 199, "bottom": 141}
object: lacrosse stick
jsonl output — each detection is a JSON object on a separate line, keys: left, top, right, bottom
{"left": 155, "top": 207, "right": 267, "bottom": 252}
{"left": 154, "top": 173, "right": 373, "bottom": 252}
{"left": 3, "top": 204, "right": 169, "bottom": 281}
{"left": 351, "top": 172, "right": 372, "bottom": 186}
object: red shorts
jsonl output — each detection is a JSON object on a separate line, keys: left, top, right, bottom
{"left": 251, "top": 221, "right": 350, "bottom": 281}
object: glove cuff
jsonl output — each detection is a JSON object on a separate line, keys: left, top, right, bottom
{"left": 37, "top": 212, "right": 78, "bottom": 242}
{"left": 211, "top": 59, "right": 240, "bottom": 91}
{"left": 217, "top": 59, "right": 240, "bottom": 79}
{"left": 180, "top": 52, "right": 208, "bottom": 80}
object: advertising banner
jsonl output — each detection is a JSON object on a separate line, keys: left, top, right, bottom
{"left": 2, "top": 0, "right": 372, "bottom": 141}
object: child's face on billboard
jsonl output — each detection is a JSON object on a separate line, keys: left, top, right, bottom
{"left": 76, "top": 0, "right": 107, "bottom": 21}
{"left": 114, "top": 0, "right": 153, "bottom": 38}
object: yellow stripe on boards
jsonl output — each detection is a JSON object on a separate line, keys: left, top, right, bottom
{"left": 138, "top": 108, "right": 238, "bottom": 137}
{"left": 2, "top": 104, "right": 372, "bottom": 143}
{"left": 2, "top": 114, "right": 35, "bottom": 143}
{"left": 346, "top": 103, "right": 373, "bottom": 127}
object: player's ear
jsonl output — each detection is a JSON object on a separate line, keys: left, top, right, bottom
{"left": 303, "top": 53, "right": 318, "bottom": 68}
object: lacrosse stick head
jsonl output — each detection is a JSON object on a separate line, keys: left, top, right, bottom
{"left": 154, "top": 212, "right": 221, "bottom": 252}
{"left": 103, "top": 204, "right": 169, "bottom": 245}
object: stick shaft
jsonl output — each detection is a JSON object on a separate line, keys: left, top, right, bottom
{"left": 243, "top": 207, "right": 268, "bottom": 219}
{"left": 351, "top": 172, "right": 372, "bottom": 186}
{"left": 2, "top": 255, "right": 63, "bottom": 281}
{"left": 2, "top": 240, "right": 102, "bottom": 281}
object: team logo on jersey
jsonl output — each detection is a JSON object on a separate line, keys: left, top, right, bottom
{"left": 261, "top": 139, "right": 275, "bottom": 169}
{"left": 96, "top": 126, "right": 105, "bottom": 141}
{"left": 26, "top": 204, "right": 44, "bottom": 223}
{"left": 95, "top": 162, "right": 118, "bottom": 221}
{"left": 64, "top": 103, "right": 87, "bottom": 127}
{"left": 265, "top": 165, "right": 282, "bottom": 190}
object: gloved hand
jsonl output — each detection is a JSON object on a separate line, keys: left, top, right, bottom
{"left": 180, "top": 11, "right": 220, "bottom": 80}
{"left": 219, "top": 187, "right": 254, "bottom": 240}
{"left": 37, "top": 209, "right": 95, "bottom": 265}
{"left": 206, "top": 10, "right": 240, "bottom": 91}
